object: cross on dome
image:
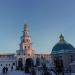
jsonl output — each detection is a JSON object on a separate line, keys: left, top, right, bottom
{"left": 59, "top": 34, "right": 64, "bottom": 42}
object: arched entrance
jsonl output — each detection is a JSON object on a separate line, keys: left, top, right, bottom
{"left": 25, "top": 58, "right": 34, "bottom": 73}
{"left": 18, "top": 58, "right": 23, "bottom": 70}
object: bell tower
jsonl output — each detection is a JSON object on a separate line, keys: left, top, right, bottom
{"left": 20, "top": 24, "right": 32, "bottom": 56}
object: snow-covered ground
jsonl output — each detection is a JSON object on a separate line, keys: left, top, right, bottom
{"left": 72, "top": 73, "right": 75, "bottom": 75}
{"left": 8, "top": 71, "right": 25, "bottom": 75}
{"left": 65, "top": 73, "right": 75, "bottom": 75}
{"left": 0, "top": 70, "right": 30, "bottom": 75}
{"left": 0, "top": 70, "right": 75, "bottom": 75}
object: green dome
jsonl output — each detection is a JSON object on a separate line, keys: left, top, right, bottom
{"left": 52, "top": 34, "right": 75, "bottom": 52}
{"left": 52, "top": 41, "right": 75, "bottom": 52}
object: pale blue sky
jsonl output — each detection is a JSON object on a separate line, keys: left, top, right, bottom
{"left": 0, "top": 0, "right": 75, "bottom": 53}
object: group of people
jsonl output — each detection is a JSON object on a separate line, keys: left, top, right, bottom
{"left": 2, "top": 66, "right": 15, "bottom": 74}
{"left": 2, "top": 66, "right": 8, "bottom": 74}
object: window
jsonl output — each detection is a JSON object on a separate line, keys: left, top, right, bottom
{"left": 25, "top": 46, "right": 26, "bottom": 49}
{"left": 26, "top": 39, "right": 28, "bottom": 42}
{"left": 28, "top": 46, "right": 30, "bottom": 49}
{"left": 9, "top": 64, "right": 10, "bottom": 66}
{"left": 28, "top": 54, "right": 30, "bottom": 56}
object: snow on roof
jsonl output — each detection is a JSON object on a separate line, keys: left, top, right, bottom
{"left": 34, "top": 50, "right": 50, "bottom": 54}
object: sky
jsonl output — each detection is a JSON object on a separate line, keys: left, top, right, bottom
{"left": 0, "top": 0, "right": 75, "bottom": 53}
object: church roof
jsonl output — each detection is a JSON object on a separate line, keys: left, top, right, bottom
{"left": 52, "top": 34, "right": 75, "bottom": 52}
{"left": 52, "top": 41, "right": 75, "bottom": 52}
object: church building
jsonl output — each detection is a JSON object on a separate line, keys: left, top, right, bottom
{"left": 16, "top": 24, "right": 52, "bottom": 69}
{"left": 51, "top": 34, "right": 75, "bottom": 72}
{"left": 0, "top": 23, "right": 75, "bottom": 73}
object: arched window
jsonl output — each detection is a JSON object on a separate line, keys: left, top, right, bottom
{"left": 28, "top": 46, "right": 30, "bottom": 49}
{"left": 28, "top": 54, "right": 30, "bottom": 56}
{"left": 25, "top": 46, "right": 26, "bottom": 49}
{"left": 26, "top": 39, "right": 28, "bottom": 42}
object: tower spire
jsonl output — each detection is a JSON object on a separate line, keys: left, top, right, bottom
{"left": 24, "top": 24, "right": 29, "bottom": 31}
{"left": 23, "top": 24, "right": 30, "bottom": 37}
{"left": 59, "top": 34, "right": 64, "bottom": 42}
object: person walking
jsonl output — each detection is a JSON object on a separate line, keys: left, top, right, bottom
{"left": 5, "top": 66, "right": 8, "bottom": 74}
{"left": 11, "top": 66, "right": 13, "bottom": 71}
{"left": 2, "top": 67, "right": 5, "bottom": 74}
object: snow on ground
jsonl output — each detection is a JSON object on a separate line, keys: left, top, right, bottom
{"left": 50, "top": 71, "right": 56, "bottom": 75}
{"left": 65, "top": 73, "right": 75, "bottom": 75}
{"left": 0, "top": 70, "right": 75, "bottom": 75}
{"left": 8, "top": 71, "right": 25, "bottom": 75}
{"left": 71, "top": 73, "right": 75, "bottom": 75}
{"left": 0, "top": 70, "right": 30, "bottom": 75}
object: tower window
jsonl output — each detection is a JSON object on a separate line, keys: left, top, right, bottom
{"left": 26, "top": 39, "right": 28, "bottom": 42}
{"left": 28, "top": 46, "right": 30, "bottom": 49}
{"left": 25, "top": 46, "right": 26, "bottom": 49}
{"left": 28, "top": 54, "right": 30, "bottom": 56}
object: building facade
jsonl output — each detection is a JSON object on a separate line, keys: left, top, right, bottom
{"left": 0, "top": 24, "right": 75, "bottom": 73}
{"left": 1, "top": 23, "right": 75, "bottom": 73}
{"left": 16, "top": 24, "right": 52, "bottom": 69}
{"left": 51, "top": 34, "right": 75, "bottom": 72}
